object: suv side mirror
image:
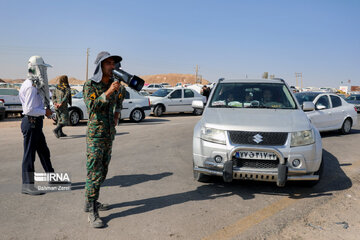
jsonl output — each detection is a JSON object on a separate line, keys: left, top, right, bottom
{"left": 302, "top": 101, "right": 315, "bottom": 111}
{"left": 192, "top": 100, "right": 204, "bottom": 109}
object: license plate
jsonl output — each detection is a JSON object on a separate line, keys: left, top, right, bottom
{"left": 235, "top": 151, "right": 277, "bottom": 160}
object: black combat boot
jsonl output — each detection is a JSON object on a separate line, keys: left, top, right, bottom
{"left": 21, "top": 184, "right": 45, "bottom": 195}
{"left": 84, "top": 200, "right": 109, "bottom": 212}
{"left": 88, "top": 201, "right": 104, "bottom": 228}
{"left": 53, "top": 125, "right": 61, "bottom": 138}
{"left": 59, "top": 126, "right": 67, "bottom": 137}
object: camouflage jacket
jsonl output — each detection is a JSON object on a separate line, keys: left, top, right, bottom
{"left": 83, "top": 79, "right": 126, "bottom": 140}
{"left": 52, "top": 86, "right": 71, "bottom": 111}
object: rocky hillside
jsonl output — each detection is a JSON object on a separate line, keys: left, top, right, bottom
{"left": 1, "top": 73, "right": 210, "bottom": 86}
{"left": 140, "top": 73, "right": 209, "bottom": 86}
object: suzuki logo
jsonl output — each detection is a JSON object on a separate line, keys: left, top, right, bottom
{"left": 253, "top": 134, "right": 263, "bottom": 144}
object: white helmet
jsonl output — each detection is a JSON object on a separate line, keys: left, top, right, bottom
{"left": 28, "top": 56, "right": 52, "bottom": 67}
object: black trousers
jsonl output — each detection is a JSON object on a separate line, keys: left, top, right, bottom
{"left": 21, "top": 116, "right": 54, "bottom": 184}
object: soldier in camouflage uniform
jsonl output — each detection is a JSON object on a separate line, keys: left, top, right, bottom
{"left": 83, "top": 51, "right": 125, "bottom": 228}
{"left": 52, "top": 75, "right": 71, "bottom": 138}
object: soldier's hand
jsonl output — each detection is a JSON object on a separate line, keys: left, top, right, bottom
{"left": 45, "top": 109, "right": 52, "bottom": 118}
{"left": 105, "top": 81, "right": 120, "bottom": 98}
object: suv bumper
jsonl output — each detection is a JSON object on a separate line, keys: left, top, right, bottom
{"left": 193, "top": 139, "right": 322, "bottom": 187}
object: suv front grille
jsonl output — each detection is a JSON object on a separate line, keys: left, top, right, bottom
{"left": 228, "top": 131, "right": 288, "bottom": 146}
{"left": 233, "top": 158, "right": 279, "bottom": 169}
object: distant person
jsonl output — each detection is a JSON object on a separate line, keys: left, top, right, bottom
{"left": 245, "top": 92, "right": 253, "bottom": 102}
{"left": 262, "top": 89, "right": 273, "bottom": 103}
{"left": 52, "top": 75, "right": 71, "bottom": 138}
{"left": 19, "top": 56, "right": 55, "bottom": 195}
{"left": 201, "top": 85, "right": 210, "bottom": 102}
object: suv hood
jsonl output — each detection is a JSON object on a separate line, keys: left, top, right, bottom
{"left": 202, "top": 108, "right": 311, "bottom": 132}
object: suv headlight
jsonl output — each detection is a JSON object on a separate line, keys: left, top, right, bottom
{"left": 201, "top": 127, "right": 226, "bottom": 145}
{"left": 291, "top": 130, "right": 315, "bottom": 147}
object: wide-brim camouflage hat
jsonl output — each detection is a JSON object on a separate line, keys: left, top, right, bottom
{"left": 94, "top": 51, "right": 122, "bottom": 65}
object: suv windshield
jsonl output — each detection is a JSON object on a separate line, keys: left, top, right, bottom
{"left": 209, "top": 82, "right": 297, "bottom": 109}
{"left": 151, "top": 89, "right": 172, "bottom": 97}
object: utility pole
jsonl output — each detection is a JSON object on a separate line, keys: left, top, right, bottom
{"left": 86, "top": 48, "right": 90, "bottom": 81}
{"left": 295, "top": 72, "right": 303, "bottom": 89}
{"left": 195, "top": 65, "right": 199, "bottom": 84}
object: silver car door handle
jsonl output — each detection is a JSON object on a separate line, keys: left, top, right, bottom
{"left": 129, "top": 101, "right": 133, "bottom": 103}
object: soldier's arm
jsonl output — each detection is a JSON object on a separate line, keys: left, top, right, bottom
{"left": 115, "top": 85, "right": 126, "bottom": 113}
{"left": 83, "top": 82, "right": 108, "bottom": 113}
{"left": 60, "top": 88, "right": 71, "bottom": 105}
{"left": 52, "top": 90, "right": 57, "bottom": 104}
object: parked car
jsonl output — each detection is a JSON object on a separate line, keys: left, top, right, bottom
{"left": 192, "top": 78, "right": 323, "bottom": 187}
{"left": 139, "top": 90, "right": 150, "bottom": 96}
{"left": 0, "top": 100, "right": 6, "bottom": 120}
{"left": 71, "top": 88, "right": 79, "bottom": 96}
{"left": 337, "top": 94, "right": 347, "bottom": 100}
{"left": 142, "top": 84, "right": 164, "bottom": 94}
{"left": 160, "top": 83, "right": 172, "bottom": 88}
{"left": 52, "top": 87, "right": 151, "bottom": 125}
{"left": 0, "top": 88, "right": 22, "bottom": 117}
{"left": 149, "top": 88, "right": 206, "bottom": 117}
{"left": 295, "top": 92, "right": 358, "bottom": 133}
{"left": 345, "top": 94, "right": 360, "bottom": 113}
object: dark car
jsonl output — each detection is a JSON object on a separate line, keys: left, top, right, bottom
{"left": 0, "top": 100, "right": 6, "bottom": 120}
{"left": 345, "top": 94, "right": 360, "bottom": 112}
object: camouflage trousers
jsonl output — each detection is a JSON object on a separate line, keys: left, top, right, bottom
{"left": 85, "top": 138, "right": 113, "bottom": 202}
{"left": 55, "top": 107, "right": 69, "bottom": 126}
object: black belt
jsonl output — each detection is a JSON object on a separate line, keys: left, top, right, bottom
{"left": 25, "top": 115, "right": 44, "bottom": 120}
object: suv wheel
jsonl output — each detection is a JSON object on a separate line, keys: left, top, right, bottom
{"left": 69, "top": 109, "right": 80, "bottom": 126}
{"left": 130, "top": 109, "right": 144, "bottom": 122}
{"left": 154, "top": 105, "right": 164, "bottom": 117}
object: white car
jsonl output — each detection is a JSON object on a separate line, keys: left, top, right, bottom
{"left": 142, "top": 84, "right": 164, "bottom": 94}
{"left": 0, "top": 88, "right": 22, "bottom": 117}
{"left": 295, "top": 92, "right": 358, "bottom": 133}
{"left": 149, "top": 88, "right": 206, "bottom": 116}
{"left": 55, "top": 87, "right": 151, "bottom": 125}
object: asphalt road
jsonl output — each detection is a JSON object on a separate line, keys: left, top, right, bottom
{"left": 0, "top": 115, "right": 359, "bottom": 240}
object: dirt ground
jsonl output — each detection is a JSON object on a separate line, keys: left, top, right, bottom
{"left": 268, "top": 167, "right": 360, "bottom": 240}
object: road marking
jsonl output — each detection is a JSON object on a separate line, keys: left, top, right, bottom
{"left": 202, "top": 196, "right": 298, "bottom": 240}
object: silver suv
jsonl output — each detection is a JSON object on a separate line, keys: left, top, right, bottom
{"left": 192, "top": 78, "right": 323, "bottom": 187}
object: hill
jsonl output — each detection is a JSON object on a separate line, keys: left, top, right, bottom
{"left": 49, "top": 76, "right": 85, "bottom": 85}
{"left": 1, "top": 73, "right": 210, "bottom": 87}
{"left": 140, "top": 73, "right": 209, "bottom": 86}
{"left": 1, "top": 79, "right": 26, "bottom": 83}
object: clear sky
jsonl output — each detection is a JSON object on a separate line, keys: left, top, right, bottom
{"left": 0, "top": 0, "right": 359, "bottom": 88}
